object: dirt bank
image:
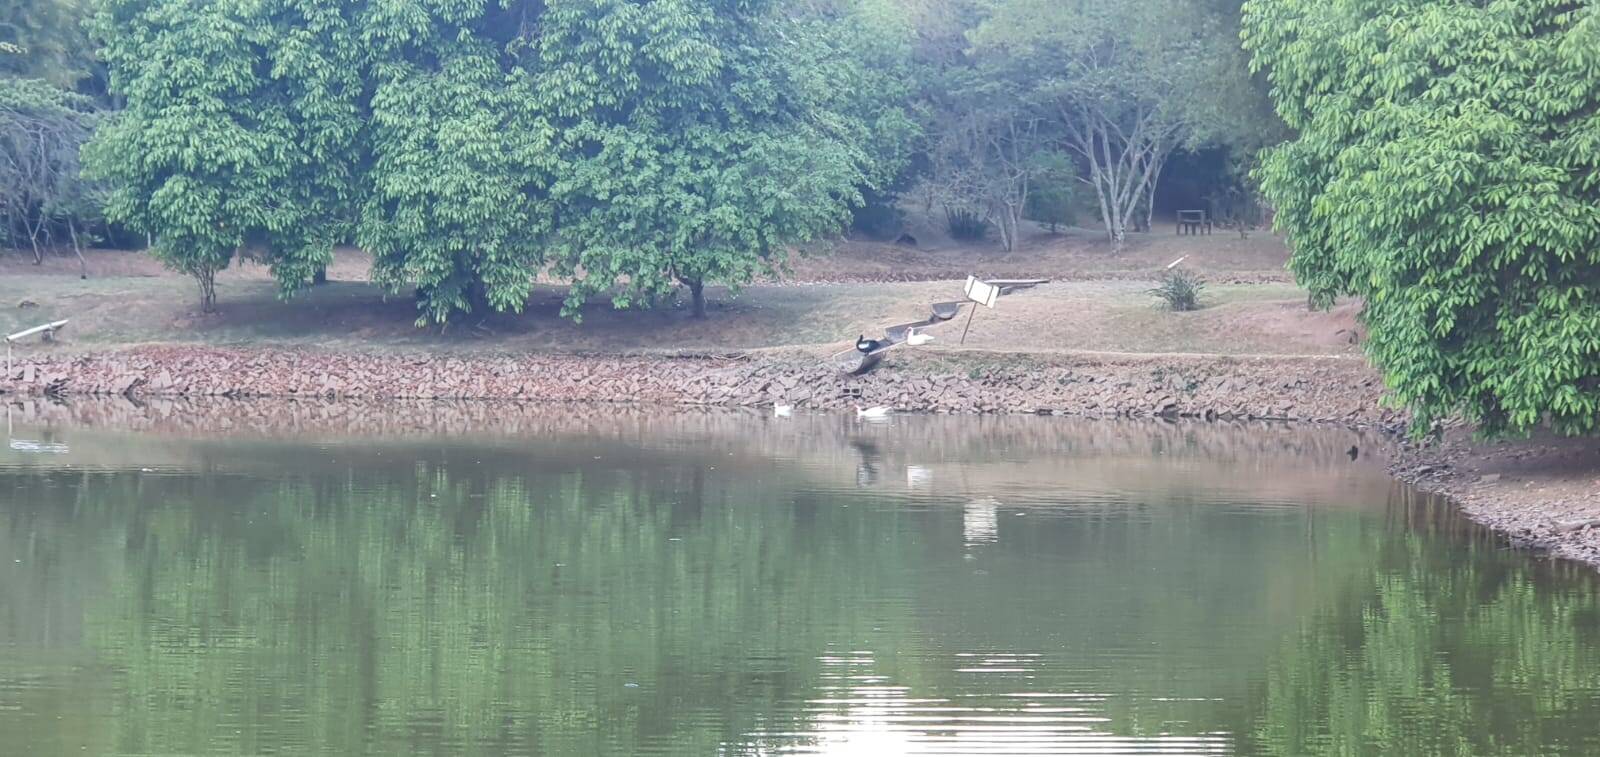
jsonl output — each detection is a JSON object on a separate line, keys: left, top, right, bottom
{"left": 1, "top": 344, "right": 1396, "bottom": 425}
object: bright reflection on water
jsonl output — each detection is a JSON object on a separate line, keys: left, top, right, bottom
{"left": 1, "top": 399, "right": 1599, "bottom": 756}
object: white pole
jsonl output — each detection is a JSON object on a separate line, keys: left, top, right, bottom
{"left": 5, "top": 320, "right": 69, "bottom": 343}
{"left": 5, "top": 320, "right": 68, "bottom": 377}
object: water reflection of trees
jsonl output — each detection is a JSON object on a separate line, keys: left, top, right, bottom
{"left": 0, "top": 464, "right": 934, "bottom": 754}
{"left": 3, "top": 402, "right": 1598, "bottom": 753}
{"left": 1243, "top": 487, "right": 1600, "bottom": 755}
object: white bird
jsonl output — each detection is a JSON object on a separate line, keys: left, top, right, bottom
{"left": 856, "top": 405, "right": 891, "bottom": 420}
{"left": 773, "top": 404, "right": 793, "bottom": 417}
{"left": 905, "top": 328, "right": 935, "bottom": 347}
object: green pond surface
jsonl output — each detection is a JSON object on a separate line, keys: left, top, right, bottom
{"left": 1, "top": 402, "right": 1598, "bottom": 756}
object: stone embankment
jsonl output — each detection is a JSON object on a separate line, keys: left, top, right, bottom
{"left": 0, "top": 345, "right": 1399, "bottom": 425}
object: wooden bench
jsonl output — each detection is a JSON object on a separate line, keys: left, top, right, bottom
{"left": 1177, "top": 210, "right": 1212, "bottom": 236}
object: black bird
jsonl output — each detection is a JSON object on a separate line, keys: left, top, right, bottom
{"left": 1347, "top": 445, "right": 1360, "bottom": 461}
{"left": 856, "top": 334, "right": 884, "bottom": 353}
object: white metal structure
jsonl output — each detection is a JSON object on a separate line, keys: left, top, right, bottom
{"left": 5, "top": 320, "right": 68, "bottom": 374}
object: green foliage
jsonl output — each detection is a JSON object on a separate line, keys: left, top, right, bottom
{"left": 909, "top": 9, "right": 1055, "bottom": 252}
{"left": 1149, "top": 267, "right": 1205, "bottom": 312}
{"left": 1244, "top": 0, "right": 1600, "bottom": 436}
{"left": 85, "top": 0, "right": 894, "bottom": 321}
{"left": 360, "top": 46, "right": 553, "bottom": 325}
{"left": 1024, "top": 149, "right": 1075, "bottom": 232}
{"left": 84, "top": 0, "right": 367, "bottom": 310}
{"left": 536, "top": 0, "right": 877, "bottom": 319}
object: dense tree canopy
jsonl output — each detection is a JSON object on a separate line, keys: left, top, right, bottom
{"left": 536, "top": 0, "right": 894, "bottom": 318}
{"left": 70, "top": 0, "right": 1279, "bottom": 316}
{"left": 83, "top": 0, "right": 899, "bottom": 319}
{"left": 1244, "top": 0, "right": 1600, "bottom": 435}
{"left": 84, "top": 0, "right": 359, "bottom": 309}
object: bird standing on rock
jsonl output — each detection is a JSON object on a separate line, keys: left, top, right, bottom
{"left": 856, "top": 405, "right": 891, "bottom": 420}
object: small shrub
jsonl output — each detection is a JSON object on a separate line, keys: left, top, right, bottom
{"left": 945, "top": 207, "right": 988, "bottom": 241}
{"left": 1026, "top": 184, "right": 1074, "bottom": 233}
{"left": 1149, "top": 268, "right": 1205, "bottom": 311}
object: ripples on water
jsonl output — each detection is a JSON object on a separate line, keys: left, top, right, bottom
{"left": 1, "top": 401, "right": 1599, "bottom": 755}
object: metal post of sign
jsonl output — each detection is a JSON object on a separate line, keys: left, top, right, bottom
{"left": 959, "top": 277, "right": 1000, "bottom": 346}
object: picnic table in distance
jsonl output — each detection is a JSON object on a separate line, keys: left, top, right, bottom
{"left": 1177, "top": 210, "right": 1212, "bottom": 236}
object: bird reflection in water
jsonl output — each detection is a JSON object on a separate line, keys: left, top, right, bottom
{"left": 850, "top": 438, "right": 881, "bottom": 487}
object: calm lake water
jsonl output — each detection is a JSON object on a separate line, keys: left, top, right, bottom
{"left": 1, "top": 402, "right": 1599, "bottom": 756}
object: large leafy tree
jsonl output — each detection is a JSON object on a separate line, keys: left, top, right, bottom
{"left": 354, "top": 1, "right": 557, "bottom": 325}
{"left": 84, "top": 0, "right": 365, "bottom": 311}
{"left": 1244, "top": 0, "right": 1600, "bottom": 436}
{"left": 86, "top": 0, "right": 891, "bottom": 321}
{"left": 536, "top": 0, "right": 883, "bottom": 319}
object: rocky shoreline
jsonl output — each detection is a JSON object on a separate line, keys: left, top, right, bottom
{"left": 1, "top": 344, "right": 1398, "bottom": 424}
{"left": 4, "top": 343, "right": 1597, "bottom": 570}
{"left": 1388, "top": 433, "right": 1600, "bottom": 569}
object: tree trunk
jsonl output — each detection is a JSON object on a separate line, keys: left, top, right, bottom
{"left": 1144, "top": 157, "right": 1166, "bottom": 234}
{"left": 1087, "top": 173, "right": 1115, "bottom": 246}
{"left": 67, "top": 218, "right": 87, "bottom": 279}
{"left": 24, "top": 213, "right": 42, "bottom": 264}
{"left": 1003, "top": 208, "right": 1019, "bottom": 252}
{"left": 688, "top": 279, "right": 706, "bottom": 319}
{"left": 465, "top": 278, "right": 491, "bottom": 316}
{"left": 196, "top": 268, "right": 218, "bottom": 313}
{"left": 312, "top": 266, "right": 328, "bottom": 286}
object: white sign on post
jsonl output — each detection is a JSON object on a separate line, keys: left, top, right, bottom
{"left": 963, "top": 276, "right": 1000, "bottom": 308}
